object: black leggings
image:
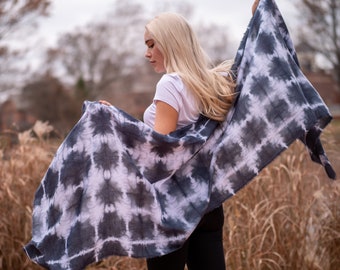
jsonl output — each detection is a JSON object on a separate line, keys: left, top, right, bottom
{"left": 146, "top": 206, "right": 225, "bottom": 270}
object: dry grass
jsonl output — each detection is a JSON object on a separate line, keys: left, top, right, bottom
{"left": 222, "top": 120, "right": 340, "bottom": 270}
{"left": 0, "top": 122, "right": 60, "bottom": 270}
{"left": 0, "top": 120, "right": 339, "bottom": 270}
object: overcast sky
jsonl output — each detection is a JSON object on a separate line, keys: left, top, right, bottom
{"left": 34, "top": 0, "right": 298, "bottom": 48}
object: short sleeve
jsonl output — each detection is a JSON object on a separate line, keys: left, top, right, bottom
{"left": 154, "top": 74, "right": 183, "bottom": 112}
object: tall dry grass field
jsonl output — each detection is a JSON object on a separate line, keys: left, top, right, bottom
{"left": 0, "top": 120, "right": 339, "bottom": 270}
{"left": 222, "top": 131, "right": 340, "bottom": 269}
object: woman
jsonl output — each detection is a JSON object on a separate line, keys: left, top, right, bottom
{"left": 142, "top": 12, "right": 235, "bottom": 270}
{"left": 101, "top": 3, "right": 259, "bottom": 269}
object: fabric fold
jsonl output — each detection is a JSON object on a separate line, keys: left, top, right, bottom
{"left": 24, "top": 0, "right": 336, "bottom": 269}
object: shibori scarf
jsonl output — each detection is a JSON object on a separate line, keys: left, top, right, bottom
{"left": 24, "top": 0, "right": 336, "bottom": 269}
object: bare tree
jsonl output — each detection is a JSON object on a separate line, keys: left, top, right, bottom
{"left": 42, "top": 0, "right": 234, "bottom": 104}
{"left": 0, "top": 0, "right": 50, "bottom": 40}
{"left": 296, "top": 0, "right": 340, "bottom": 86}
{"left": 0, "top": 0, "right": 50, "bottom": 93}
{"left": 150, "top": 0, "right": 194, "bottom": 18}
{"left": 44, "top": 0, "right": 146, "bottom": 99}
{"left": 195, "top": 22, "right": 233, "bottom": 65}
{"left": 20, "top": 74, "right": 81, "bottom": 133}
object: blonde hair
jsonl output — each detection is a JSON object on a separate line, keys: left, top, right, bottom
{"left": 145, "top": 12, "right": 236, "bottom": 121}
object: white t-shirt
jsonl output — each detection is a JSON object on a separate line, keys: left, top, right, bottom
{"left": 143, "top": 73, "right": 200, "bottom": 129}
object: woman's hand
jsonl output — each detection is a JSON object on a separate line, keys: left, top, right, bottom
{"left": 99, "top": 100, "right": 112, "bottom": 106}
{"left": 252, "top": 0, "right": 260, "bottom": 15}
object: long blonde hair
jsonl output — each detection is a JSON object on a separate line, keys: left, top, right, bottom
{"left": 145, "top": 12, "right": 236, "bottom": 121}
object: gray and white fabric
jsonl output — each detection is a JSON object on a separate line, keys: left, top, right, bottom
{"left": 24, "top": 0, "right": 336, "bottom": 269}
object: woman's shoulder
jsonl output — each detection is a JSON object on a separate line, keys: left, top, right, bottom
{"left": 159, "top": 72, "right": 181, "bottom": 82}
{"left": 157, "top": 73, "right": 183, "bottom": 89}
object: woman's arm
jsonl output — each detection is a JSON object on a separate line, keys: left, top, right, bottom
{"left": 252, "top": 0, "right": 260, "bottom": 15}
{"left": 99, "top": 99, "right": 177, "bottom": 135}
{"left": 98, "top": 100, "right": 112, "bottom": 106}
{"left": 154, "top": 101, "right": 179, "bottom": 135}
